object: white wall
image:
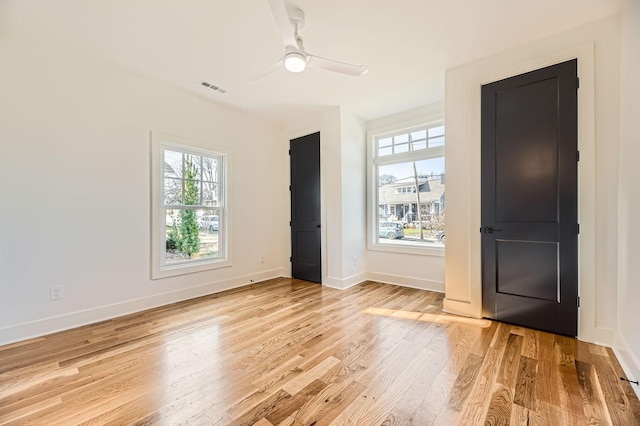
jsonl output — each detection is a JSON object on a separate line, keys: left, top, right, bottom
{"left": 322, "top": 109, "right": 347, "bottom": 287}
{"left": 444, "top": 16, "right": 620, "bottom": 345}
{"left": 0, "top": 31, "right": 288, "bottom": 345}
{"left": 339, "top": 109, "right": 367, "bottom": 287}
{"left": 616, "top": 0, "right": 640, "bottom": 397}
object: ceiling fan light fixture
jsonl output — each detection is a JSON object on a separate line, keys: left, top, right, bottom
{"left": 284, "top": 52, "right": 307, "bottom": 73}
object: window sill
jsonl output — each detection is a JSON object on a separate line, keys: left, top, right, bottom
{"left": 151, "top": 258, "right": 231, "bottom": 280}
{"left": 368, "top": 240, "right": 445, "bottom": 257}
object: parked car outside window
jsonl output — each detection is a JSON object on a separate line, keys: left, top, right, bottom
{"left": 198, "top": 215, "right": 219, "bottom": 231}
{"left": 379, "top": 221, "right": 404, "bottom": 240}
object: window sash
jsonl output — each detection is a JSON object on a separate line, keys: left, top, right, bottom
{"left": 163, "top": 149, "right": 222, "bottom": 209}
{"left": 376, "top": 124, "right": 445, "bottom": 159}
{"left": 163, "top": 206, "right": 221, "bottom": 266}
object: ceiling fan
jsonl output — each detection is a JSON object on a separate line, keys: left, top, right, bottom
{"left": 251, "top": 0, "right": 369, "bottom": 79}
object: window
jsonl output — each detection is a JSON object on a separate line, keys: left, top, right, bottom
{"left": 396, "top": 186, "right": 417, "bottom": 194}
{"left": 151, "top": 133, "right": 230, "bottom": 279}
{"left": 371, "top": 123, "right": 445, "bottom": 251}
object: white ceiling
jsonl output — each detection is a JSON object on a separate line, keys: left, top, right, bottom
{"left": 1, "top": 0, "right": 622, "bottom": 125}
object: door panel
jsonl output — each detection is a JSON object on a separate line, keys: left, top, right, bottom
{"left": 481, "top": 59, "right": 578, "bottom": 337}
{"left": 495, "top": 78, "right": 559, "bottom": 223}
{"left": 496, "top": 240, "right": 558, "bottom": 301}
{"left": 494, "top": 293, "right": 561, "bottom": 335}
{"left": 290, "top": 132, "right": 321, "bottom": 283}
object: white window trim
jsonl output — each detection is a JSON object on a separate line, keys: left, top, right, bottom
{"left": 366, "top": 113, "right": 445, "bottom": 257}
{"left": 150, "top": 132, "right": 232, "bottom": 279}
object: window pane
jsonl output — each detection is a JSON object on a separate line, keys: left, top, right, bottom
{"left": 202, "top": 157, "right": 217, "bottom": 182}
{"left": 429, "top": 126, "right": 445, "bottom": 138}
{"left": 378, "top": 137, "right": 392, "bottom": 148}
{"left": 202, "top": 181, "right": 218, "bottom": 206}
{"left": 183, "top": 179, "right": 199, "bottom": 205}
{"left": 376, "top": 158, "right": 445, "bottom": 247}
{"left": 394, "top": 143, "right": 409, "bottom": 154}
{"left": 429, "top": 136, "right": 445, "bottom": 147}
{"left": 166, "top": 209, "right": 181, "bottom": 228}
{"left": 413, "top": 157, "right": 445, "bottom": 177}
{"left": 379, "top": 146, "right": 393, "bottom": 157}
{"left": 394, "top": 134, "right": 409, "bottom": 144}
{"left": 411, "top": 130, "right": 427, "bottom": 140}
{"left": 165, "top": 208, "right": 221, "bottom": 264}
{"left": 183, "top": 154, "right": 202, "bottom": 181}
{"left": 164, "top": 150, "right": 182, "bottom": 178}
{"left": 164, "top": 178, "right": 182, "bottom": 205}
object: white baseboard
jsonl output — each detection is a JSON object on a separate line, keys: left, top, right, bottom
{"left": 578, "top": 326, "right": 615, "bottom": 348}
{"left": 323, "top": 273, "right": 367, "bottom": 290}
{"left": 0, "top": 268, "right": 286, "bottom": 346}
{"left": 613, "top": 332, "right": 640, "bottom": 400}
{"left": 323, "top": 272, "right": 444, "bottom": 293}
{"left": 321, "top": 276, "right": 344, "bottom": 289}
{"left": 366, "top": 272, "right": 444, "bottom": 293}
{"left": 442, "top": 298, "right": 479, "bottom": 318}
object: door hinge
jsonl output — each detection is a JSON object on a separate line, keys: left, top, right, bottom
{"left": 289, "top": 185, "right": 291, "bottom": 191}
{"left": 576, "top": 77, "right": 580, "bottom": 90}
{"left": 290, "top": 256, "right": 292, "bottom": 262}
{"left": 289, "top": 221, "right": 291, "bottom": 226}
{"left": 577, "top": 296, "right": 580, "bottom": 307}
{"left": 288, "top": 149, "right": 291, "bottom": 155}
{"left": 577, "top": 224, "right": 580, "bottom": 234}
{"left": 577, "top": 150, "right": 580, "bottom": 162}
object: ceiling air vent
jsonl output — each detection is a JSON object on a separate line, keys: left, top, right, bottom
{"left": 200, "top": 81, "right": 227, "bottom": 94}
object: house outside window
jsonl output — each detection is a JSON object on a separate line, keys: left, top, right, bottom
{"left": 370, "top": 123, "right": 445, "bottom": 252}
{"left": 151, "top": 132, "right": 231, "bottom": 279}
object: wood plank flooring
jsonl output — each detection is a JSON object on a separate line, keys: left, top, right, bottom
{"left": 1, "top": 278, "right": 639, "bottom": 425}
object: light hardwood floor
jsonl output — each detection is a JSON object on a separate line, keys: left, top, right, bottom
{"left": 1, "top": 278, "right": 639, "bottom": 425}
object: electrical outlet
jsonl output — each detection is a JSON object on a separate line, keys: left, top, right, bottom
{"left": 260, "top": 256, "right": 265, "bottom": 263}
{"left": 49, "top": 285, "right": 64, "bottom": 300}
{"left": 353, "top": 255, "right": 357, "bottom": 266}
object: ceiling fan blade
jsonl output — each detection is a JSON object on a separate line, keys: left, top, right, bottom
{"left": 266, "top": 0, "right": 297, "bottom": 48}
{"left": 249, "top": 58, "right": 284, "bottom": 81}
{"left": 307, "top": 55, "right": 368, "bottom": 77}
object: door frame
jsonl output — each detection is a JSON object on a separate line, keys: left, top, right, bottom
{"left": 443, "top": 42, "right": 609, "bottom": 344}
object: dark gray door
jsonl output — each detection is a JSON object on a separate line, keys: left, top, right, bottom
{"left": 290, "top": 132, "right": 321, "bottom": 283}
{"left": 481, "top": 59, "right": 578, "bottom": 336}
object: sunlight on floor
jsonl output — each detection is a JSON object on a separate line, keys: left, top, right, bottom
{"left": 362, "top": 307, "right": 492, "bottom": 328}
